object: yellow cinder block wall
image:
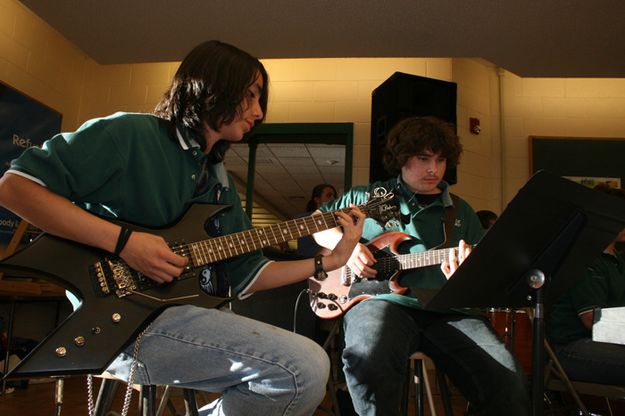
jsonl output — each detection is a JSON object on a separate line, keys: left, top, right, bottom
{"left": 501, "top": 74, "right": 625, "bottom": 206}
{"left": 3, "top": 0, "right": 625, "bottom": 216}
{"left": 0, "top": 0, "right": 89, "bottom": 130}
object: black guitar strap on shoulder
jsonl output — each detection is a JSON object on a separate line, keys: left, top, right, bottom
{"left": 441, "top": 193, "right": 459, "bottom": 249}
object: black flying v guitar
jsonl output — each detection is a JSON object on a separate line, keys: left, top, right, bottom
{"left": 0, "top": 190, "right": 399, "bottom": 379}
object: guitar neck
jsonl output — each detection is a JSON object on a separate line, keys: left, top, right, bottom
{"left": 396, "top": 247, "right": 456, "bottom": 270}
{"left": 184, "top": 207, "right": 359, "bottom": 267}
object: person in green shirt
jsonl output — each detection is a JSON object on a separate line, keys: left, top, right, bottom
{"left": 547, "top": 183, "right": 625, "bottom": 385}
{"left": 0, "top": 40, "right": 365, "bottom": 416}
{"left": 314, "top": 116, "right": 530, "bottom": 416}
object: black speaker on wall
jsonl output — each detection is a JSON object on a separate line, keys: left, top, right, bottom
{"left": 370, "top": 72, "right": 458, "bottom": 184}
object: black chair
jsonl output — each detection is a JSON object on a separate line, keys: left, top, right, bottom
{"left": 544, "top": 340, "right": 625, "bottom": 416}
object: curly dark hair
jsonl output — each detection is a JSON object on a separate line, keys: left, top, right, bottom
{"left": 382, "top": 116, "right": 462, "bottom": 176}
{"left": 154, "top": 40, "right": 268, "bottom": 157}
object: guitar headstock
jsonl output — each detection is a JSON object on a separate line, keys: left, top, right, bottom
{"left": 361, "top": 187, "right": 401, "bottom": 226}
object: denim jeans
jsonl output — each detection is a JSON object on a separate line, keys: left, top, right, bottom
{"left": 342, "top": 300, "right": 530, "bottom": 416}
{"left": 106, "top": 305, "right": 330, "bottom": 416}
{"left": 554, "top": 338, "right": 625, "bottom": 385}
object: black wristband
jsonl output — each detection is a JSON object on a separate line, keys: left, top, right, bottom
{"left": 113, "top": 226, "right": 133, "bottom": 257}
{"left": 314, "top": 254, "right": 327, "bottom": 280}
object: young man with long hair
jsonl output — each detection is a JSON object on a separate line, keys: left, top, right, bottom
{"left": 0, "top": 40, "right": 364, "bottom": 416}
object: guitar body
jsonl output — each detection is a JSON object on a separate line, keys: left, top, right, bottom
{"left": 308, "top": 232, "right": 412, "bottom": 319}
{"left": 1, "top": 204, "right": 230, "bottom": 378}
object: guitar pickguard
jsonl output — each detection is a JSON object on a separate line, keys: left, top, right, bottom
{"left": 348, "top": 248, "right": 401, "bottom": 298}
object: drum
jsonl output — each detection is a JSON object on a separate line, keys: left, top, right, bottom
{"left": 486, "top": 308, "right": 533, "bottom": 376}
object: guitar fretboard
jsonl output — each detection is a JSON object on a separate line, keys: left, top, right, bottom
{"left": 177, "top": 199, "right": 394, "bottom": 267}
{"left": 186, "top": 212, "right": 338, "bottom": 266}
{"left": 395, "top": 247, "right": 456, "bottom": 269}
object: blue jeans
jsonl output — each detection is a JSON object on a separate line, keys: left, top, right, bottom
{"left": 106, "top": 305, "right": 330, "bottom": 416}
{"left": 342, "top": 300, "right": 530, "bottom": 416}
{"left": 554, "top": 338, "right": 625, "bottom": 385}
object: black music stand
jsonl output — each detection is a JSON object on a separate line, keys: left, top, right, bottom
{"left": 424, "top": 170, "right": 625, "bottom": 416}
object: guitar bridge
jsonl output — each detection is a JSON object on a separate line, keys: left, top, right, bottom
{"left": 90, "top": 258, "right": 143, "bottom": 298}
{"left": 109, "top": 259, "right": 137, "bottom": 297}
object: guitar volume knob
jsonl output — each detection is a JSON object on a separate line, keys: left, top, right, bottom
{"left": 74, "top": 336, "right": 86, "bottom": 347}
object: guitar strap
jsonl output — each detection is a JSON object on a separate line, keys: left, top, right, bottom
{"left": 441, "top": 193, "right": 460, "bottom": 248}
{"left": 403, "top": 193, "right": 459, "bottom": 306}
{"left": 199, "top": 183, "right": 229, "bottom": 297}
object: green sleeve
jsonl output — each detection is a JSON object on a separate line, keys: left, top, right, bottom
{"left": 567, "top": 259, "right": 611, "bottom": 313}
{"left": 10, "top": 117, "right": 127, "bottom": 203}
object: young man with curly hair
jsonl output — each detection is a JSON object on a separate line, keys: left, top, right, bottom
{"left": 314, "top": 116, "right": 530, "bottom": 416}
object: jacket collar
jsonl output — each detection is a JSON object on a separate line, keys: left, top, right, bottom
{"left": 395, "top": 175, "right": 454, "bottom": 207}
{"left": 175, "top": 126, "right": 202, "bottom": 150}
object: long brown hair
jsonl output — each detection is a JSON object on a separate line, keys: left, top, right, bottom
{"left": 155, "top": 40, "right": 269, "bottom": 158}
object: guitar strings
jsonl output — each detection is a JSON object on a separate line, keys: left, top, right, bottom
{"left": 167, "top": 196, "right": 396, "bottom": 274}
{"left": 180, "top": 200, "right": 387, "bottom": 266}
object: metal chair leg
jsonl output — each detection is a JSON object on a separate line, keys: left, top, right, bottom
{"left": 319, "top": 319, "right": 343, "bottom": 416}
{"left": 156, "top": 385, "right": 172, "bottom": 416}
{"left": 544, "top": 340, "right": 588, "bottom": 416}
{"left": 414, "top": 359, "right": 425, "bottom": 416}
{"left": 141, "top": 385, "right": 157, "bottom": 416}
{"left": 182, "top": 388, "right": 199, "bottom": 416}
{"left": 436, "top": 370, "right": 453, "bottom": 416}
{"left": 94, "top": 378, "right": 120, "bottom": 416}
{"left": 54, "top": 377, "right": 64, "bottom": 416}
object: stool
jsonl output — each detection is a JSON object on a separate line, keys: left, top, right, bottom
{"left": 405, "top": 352, "right": 454, "bottom": 416}
{"left": 93, "top": 375, "right": 199, "bottom": 416}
